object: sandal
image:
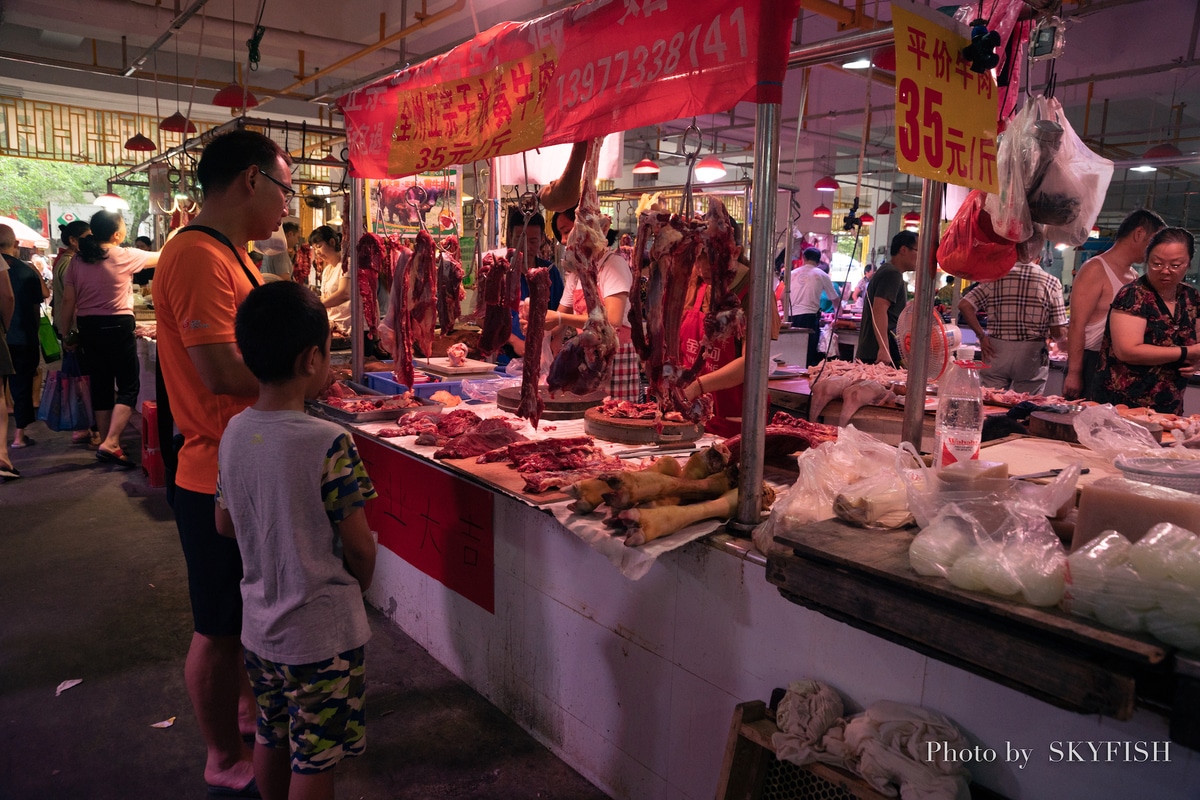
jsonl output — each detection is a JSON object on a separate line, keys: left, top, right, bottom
{"left": 0, "top": 462, "right": 20, "bottom": 479}
{"left": 10, "top": 438, "right": 34, "bottom": 449}
{"left": 96, "top": 447, "right": 137, "bottom": 469}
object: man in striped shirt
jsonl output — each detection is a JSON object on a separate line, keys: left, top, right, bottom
{"left": 958, "top": 232, "right": 1068, "bottom": 394}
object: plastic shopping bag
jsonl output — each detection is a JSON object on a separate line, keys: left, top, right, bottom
{"left": 1033, "top": 96, "right": 1113, "bottom": 246}
{"left": 37, "top": 351, "right": 94, "bottom": 431}
{"left": 38, "top": 309, "right": 62, "bottom": 363}
{"left": 937, "top": 190, "right": 1018, "bottom": 281}
{"left": 984, "top": 97, "right": 1040, "bottom": 243}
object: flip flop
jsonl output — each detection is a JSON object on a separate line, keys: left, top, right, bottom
{"left": 10, "top": 438, "right": 34, "bottom": 448}
{"left": 0, "top": 462, "right": 20, "bottom": 479}
{"left": 96, "top": 448, "right": 137, "bottom": 469}
{"left": 207, "top": 778, "right": 261, "bottom": 798}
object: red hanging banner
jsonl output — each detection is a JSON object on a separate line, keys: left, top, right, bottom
{"left": 338, "top": 0, "right": 800, "bottom": 179}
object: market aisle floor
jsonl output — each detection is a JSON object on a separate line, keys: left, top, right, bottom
{"left": 0, "top": 415, "right": 611, "bottom": 800}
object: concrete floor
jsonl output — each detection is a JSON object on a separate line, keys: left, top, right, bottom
{"left": 0, "top": 413, "right": 610, "bottom": 800}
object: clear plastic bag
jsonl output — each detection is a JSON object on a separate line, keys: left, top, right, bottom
{"left": 984, "top": 98, "right": 1040, "bottom": 243}
{"left": 459, "top": 376, "right": 521, "bottom": 402}
{"left": 1035, "top": 96, "right": 1114, "bottom": 246}
{"left": 1072, "top": 404, "right": 1161, "bottom": 460}
{"left": 754, "top": 426, "right": 910, "bottom": 555}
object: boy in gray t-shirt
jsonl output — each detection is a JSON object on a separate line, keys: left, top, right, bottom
{"left": 216, "top": 281, "right": 377, "bottom": 799}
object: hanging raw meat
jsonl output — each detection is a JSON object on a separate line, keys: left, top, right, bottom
{"left": 356, "top": 233, "right": 386, "bottom": 349}
{"left": 476, "top": 250, "right": 513, "bottom": 357}
{"left": 677, "top": 199, "right": 743, "bottom": 387}
{"left": 626, "top": 212, "right": 657, "bottom": 362}
{"left": 408, "top": 229, "right": 438, "bottom": 359}
{"left": 292, "top": 242, "right": 313, "bottom": 284}
{"left": 516, "top": 263, "right": 551, "bottom": 427}
{"left": 386, "top": 240, "right": 415, "bottom": 388}
{"left": 546, "top": 137, "right": 618, "bottom": 396}
{"left": 436, "top": 236, "right": 465, "bottom": 334}
{"left": 646, "top": 213, "right": 704, "bottom": 414}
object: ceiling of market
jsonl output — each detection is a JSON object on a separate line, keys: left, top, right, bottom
{"left": 2, "top": 0, "right": 1198, "bottom": 233}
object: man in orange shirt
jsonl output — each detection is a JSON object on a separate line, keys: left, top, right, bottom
{"left": 155, "top": 129, "right": 293, "bottom": 797}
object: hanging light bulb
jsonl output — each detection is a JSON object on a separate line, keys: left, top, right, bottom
{"left": 812, "top": 204, "right": 832, "bottom": 219}
{"left": 1089, "top": 225, "right": 1101, "bottom": 238}
{"left": 903, "top": 211, "right": 921, "bottom": 228}
{"left": 212, "top": 83, "right": 259, "bottom": 108}
{"left": 695, "top": 155, "right": 726, "bottom": 182}
{"left": 814, "top": 175, "right": 839, "bottom": 192}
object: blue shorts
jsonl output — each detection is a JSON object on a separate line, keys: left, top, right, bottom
{"left": 245, "top": 646, "right": 367, "bottom": 774}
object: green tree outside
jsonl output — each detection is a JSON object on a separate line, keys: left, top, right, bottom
{"left": 0, "top": 158, "right": 149, "bottom": 245}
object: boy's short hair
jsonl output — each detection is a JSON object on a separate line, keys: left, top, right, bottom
{"left": 802, "top": 247, "right": 822, "bottom": 263}
{"left": 506, "top": 206, "right": 545, "bottom": 237}
{"left": 236, "top": 282, "right": 330, "bottom": 384}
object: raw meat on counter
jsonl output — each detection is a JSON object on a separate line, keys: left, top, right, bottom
{"left": 724, "top": 412, "right": 839, "bottom": 467}
{"left": 321, "top": 393, "right": 424, "bottom": 413}
{"left": 446, "top": 342, "right": 469, "bottom": 366}
{"left": 613, "top": 485, "right": 777, "bottom": 547}
{"left": 477, "top": 435, "right": 623, "bottom": 493}
{"left": 434, "top": 419, "right": 527, "bottom": 460}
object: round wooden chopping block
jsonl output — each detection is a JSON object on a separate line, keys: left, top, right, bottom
{"left": 1028, "top": 409, "right": 1162, "bottom": 443}
{"left": 582, "top": 406, "right": 705, "bottom": 445}
{"left": 495, "top": 386, "right": 606, "bottom": 420}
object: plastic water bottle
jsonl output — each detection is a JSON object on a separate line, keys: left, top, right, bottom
{"left": 934, "top": 360, "right": 984, "bottom": 469}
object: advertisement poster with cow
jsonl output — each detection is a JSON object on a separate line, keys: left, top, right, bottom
{"left": 367, "top": 168, "right": 471, "bottom": 284}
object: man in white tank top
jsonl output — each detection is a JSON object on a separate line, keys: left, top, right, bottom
{"left": 1064, "top": 209, "right": 1165, "bottom": 400}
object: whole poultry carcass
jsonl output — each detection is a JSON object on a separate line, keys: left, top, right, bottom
{"left": 546, "top": 137, "right": 619, "bottom": 397}
{"left": 408, "top": 229, "right": 438, "bottom": 359}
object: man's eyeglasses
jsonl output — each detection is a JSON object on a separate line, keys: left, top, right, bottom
{"left": 1148, "top": 260, "right": 1189, "bottom": 273}
{"left": 259, "top": 169, "right": 296, "bottom": 203}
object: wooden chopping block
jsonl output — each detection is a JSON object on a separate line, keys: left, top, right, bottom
{"left": 582, "top": 406, "right": 704, "bottom": 445}
{"left": 495, "top": 386, "right": 606, "bottom": 420}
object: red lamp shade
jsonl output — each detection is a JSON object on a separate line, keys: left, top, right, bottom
{"left": 632, "top": 158, "right": 660, "bottom": 174}
{"left": 212, "top": 82, "right": 259, "bottom": 108}
{"left": 694, "top": 155, "right": 727, "bottom": 182}
{"left": 123, "top": 133, "right": 157, "bottom": 151}
{"left": 814, "top": 175, "right": 839, "bottom": 192}
{"left": 813, "top": 204, "right": 832, "bottom": 219}
{"left": 858, "top": 213, "right": 875, "bottom": 225}
{"left": 902, "top": 211, "right": 921, "bottom": 226}
{"left": 1143, "top": 142, "right": 1183, "bottom": 159}
{"left": 873, "top": 46, "right": 897, "bottom": 72}
{"left": 158, "top": 111, "right": 197, "bottom": 133}
{"left": 876, "top": 200, "right": 896, "bottom": 215}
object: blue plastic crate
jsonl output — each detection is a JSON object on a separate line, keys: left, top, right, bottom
{"left": 411, "top": 381, "right": 465, "bottom": 400}
{"left": 364, "top": 372, "right": 408, "bottom": 395}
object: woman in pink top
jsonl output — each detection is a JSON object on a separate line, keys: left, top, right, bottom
{"left": 57, "top": 211, "right": 159, "bottom": 468}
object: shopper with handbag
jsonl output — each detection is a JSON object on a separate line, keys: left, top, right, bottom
{"left": 1, "top": 224, "right": 50, "bottom": 450}
{"left": 0, "top": 230, "right": 15, "bottom": 479}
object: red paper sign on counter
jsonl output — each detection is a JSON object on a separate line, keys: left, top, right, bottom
{"left": 339, "top": 0, "right": 801, "bottom": 179}
{"left": 357, "top": 438, "right": 495, "bottom": 613}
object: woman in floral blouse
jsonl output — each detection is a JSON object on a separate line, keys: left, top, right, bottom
{"left": 1095, "top": 227, "right": 1200, "bottom": 414}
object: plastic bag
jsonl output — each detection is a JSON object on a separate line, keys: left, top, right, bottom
{"left": 937, "top": 190, "right": 1018, "bottom": 281}
{"left": 1072, "top": 404, "right": 1163, "bottom": 460}
{"left": 1034, "top": 96, "right": 1113, "bottom": 246}
{"left": 904, "top": 457, "right": 1079, "bottom": 530}
{"left": 754, "top": 426, "right": 908, "bottom": 555}
{"left": 36, "top": 352, "right": 94, "bottom": 431}
{"left": 984, "top": 98, "right": 1040, "bottom": 243}
{"left": 459, "top": 376, "right": 521, "bottom": 403}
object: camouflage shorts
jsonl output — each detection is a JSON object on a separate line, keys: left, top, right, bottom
{"left": 245, "top": 646, "right": 366, "bottom": 774}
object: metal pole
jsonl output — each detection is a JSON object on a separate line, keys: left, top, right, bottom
{"left": 781, "top": 189, "right": 797, "bottom": 320}
{"left": 347, "top": 177, "right": 364, "bottom": 384}
{"left": 900, "top": 178, "right": 942, "bottom": 449}
{"left": 734, "top": 101, "right": 782, "bottom": 529}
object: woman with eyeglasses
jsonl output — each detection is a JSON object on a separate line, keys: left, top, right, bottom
{"left": 1095, "top": 227, "right": 1200, "bottom": 414}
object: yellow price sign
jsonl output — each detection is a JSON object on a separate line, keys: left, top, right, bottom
{"left": 892, "top": 2, "right": 999, "bottom": 193}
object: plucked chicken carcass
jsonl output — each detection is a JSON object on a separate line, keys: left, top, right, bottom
{"left": 546, "top": 137, "right": 619, "bottom": 397}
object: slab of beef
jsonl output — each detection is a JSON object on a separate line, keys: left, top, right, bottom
{"left": 356, "top": 233, "right": 386, "bottom": 350}
{"left": 436, "top": 408, "right": 482, "bottom": 437}
{"left": 292, "top": 242, "right": 313, "bottom": 284}
{"left": 476, "top": 436, "right": 595, "bottom": 465}
{"left": 546, "top": 137, "right": 619, "bottom": 396}
{"left": 386, "top": 241, "right": 415, "bottom": 389}
{"left": 434, "top": 426, "right": 528, "bottom": 460}
{"left": 723, "top": 414, "right": 839, "bottom": 467}
{"left": 517, "top": 263, "right": 551, "bottom": 427}
{"left": 477, "top": 251, "right": 512, "bottom": 357}
{"left": 436, "top": 238, "right": 465, "bottom": 334}
{"left": 521, "top": 457, "right": 625, "bottom": 494}
{"left": 627, "top": 214, "right": 654, "bottom": 361}
{"left": 409, "top": 229, "right": 438, "bottom": 359}
{"left": 677, "top": 200, "right": 743, "bottom": 393}
{"left": 597, "top": 398, "right": 659, "bottom": 419}
{"left": 416, "top": 431, "right": 448, "bottom": 448}
{"left": 646, "top": 215, "right": 704, "bottom": 417}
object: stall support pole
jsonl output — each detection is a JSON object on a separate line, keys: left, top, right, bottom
{"left": 900, "top": 178, "right": 943, "bottom": 449}
{"left": 348, "top": 177, "right": 365, "bottom": 384}
{"left": 733, "top": 100, "right": 782, "bottom": 530}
